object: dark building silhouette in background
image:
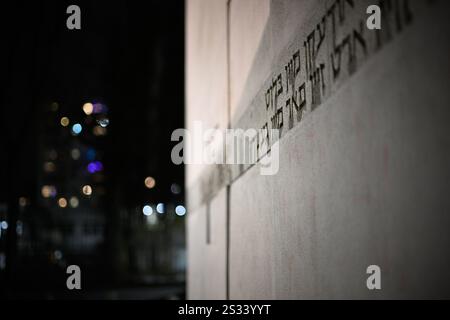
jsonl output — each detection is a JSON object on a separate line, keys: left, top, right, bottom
{"left": 0, "top": 0, "right": 185, "bottom": 299}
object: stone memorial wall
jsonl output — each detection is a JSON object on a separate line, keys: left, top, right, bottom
{"left": 186, "top": 0, "right": 450, "bottom": 299}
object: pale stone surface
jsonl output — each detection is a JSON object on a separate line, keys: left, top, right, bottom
{"left": 187, "top": 0, "right": 450, "bottom": 299}
{"left": 186, "top": 0, "right": 229, "bottom": 188}
{"left": 229, "top": 3, "right": 450, "bottom": 298}
{"left": 185, "top": 1, "right": 229, "bottom": 299}
{"left": 187, "top": 188, "right": 227, "bottom": 299}
{"left": 229, "top": 0, "right": 270, "bottom": 120}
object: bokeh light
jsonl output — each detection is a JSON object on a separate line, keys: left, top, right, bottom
{"left": 83, "top": 102, "right": 94, "bottom": 115}
{"left": 143, "top": 205, "right": 153, "bottom": 216}
{"left": 72, "top": 123, "right": 82, "bottom": 135}
{"left": 156, "top": 203, "right": 165, "bottom": 214}
{"left": 87, "top": 161, "right": 103, "bottom": 174}
{"left": 144, "top": 176, "right": 156, "bottom": 189}
{"left": 71, "top": 148, "right": 80, "bottom": 160}
{"left": 86, "top": 148, "right": 96, "bottom": 161}
{"left": 93, "top": 125, "right": 107, "bottom": 136}
{"left": 44, "top": 161, "right": 56, "bottom": 173}
{"left": 171, "top": 183, "right": 181, "bottom": 195}
{"left": 41, "top": 185, "right": 57, "bottom": 198}
{"left": 19, "top": 197, "right": 28, "bottom": 207}
{"left": 92, "top": 103, "right": 108, "bottom": 114}
{"left": 69, "top": 196, "right": 79, "bottom": 208}
{"left": 97, "top": 118, "right": 110, "bottom": 128}
{"left": 82, "top": 185, "right": 92, "bottom": 196}
{"left": 60, "top": 117, "right": 70, "bottom": 127}
{"left": 54, "top": 250, "right": 63, "bottom": 260}
{"left": 58, "top": 197, "right": 68, "bottom": 208}
{"left": 175, "top": 205, "right": 186, "bottom": 216}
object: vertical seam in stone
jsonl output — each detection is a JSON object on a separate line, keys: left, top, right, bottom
{"left": 226, "top": 0, "right": 232, "bottom": 301}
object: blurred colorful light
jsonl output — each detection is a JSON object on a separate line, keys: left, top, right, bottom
{"left": 97, "top": 118, "right": 110, "bottom": 128}
{"left": 156, "top": 203, "right": 165, "bottom": 214}
{"left": 41, "top": 185, "right": 57, "bottom": 198}
{"left": 87, "top": 161, "right": 103, "bottom": 174}
{"left": 0, "top": 221, "right": 8, "bottom": 230}
{"left": 58, "top": 197, "right": 68, "bottom": 208}
{"left": 93, "top": 125, "right": 107, "bottom": 136}
{"left": 82, "top": 185, "right": 92, "bottom": 196}
{"left": 175, "top": 205, "right": 186, "bottom": 216}
{"left": 60, "top": 117, "right": 70, "bottom": 127}
{"left": 71, "top": 148, "right": 80, "bottom": 160}
{"left": 83, "top": 102, "right": 94, "bottom": 115}
{"left": 86, "top": 148, "right": 96, "bottom": 161}
{"left": 143, "top": 205, "right": 153, "bottom": 216}
{"left": 144, "top": 177, "right": 156, "bottom": 189}
{"left": 72, "top": 123, "right": 82, "bottom": 135}
{"left": 69, "top": 196, "right": 79, "bottom": 208}
{"left": 92, "top": 103, "right": 108, "bottom": 114}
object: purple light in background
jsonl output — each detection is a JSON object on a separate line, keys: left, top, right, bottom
{"left": 93, "top": 103, "right": 103, "bottom": 114}
{"left": 94, "top": 161, "right": 104, "bottom": 171}
{"left": 87, "top": 163, "right": 96, "bottom": 173}
{"left": 87, "top": 161, "right": 104, "bottom": 174}
{"left": 50, "top": 187, "right": 57, "bottom": 198}
{"left": 92, "top": 103, "right": 108, "bottom": 114}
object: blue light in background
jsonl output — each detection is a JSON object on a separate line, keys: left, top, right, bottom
{"left": 86, "top": 148, "right": 96, "bottom": 161}
{"left": 72, "top": 123, "right": 82, "bottom": 135}
{"left": 0, "top": 221, "right": 8, "bottom": 230}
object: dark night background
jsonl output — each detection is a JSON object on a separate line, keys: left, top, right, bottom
{"left": 0, "top": 0, "right": 185, "bottom": 299}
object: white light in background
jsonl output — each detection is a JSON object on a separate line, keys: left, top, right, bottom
{"left": 146, "top": 214, "right": 158, "bottom": 226}
{"left": 175, "top": 205, "right": 186, "bottom": 216}
{"left": 97, "top": 118, "right": 109, "bottom": 128}
{"left": 82, "top": 185, "right": 93, "bottom": 196}
{"left": 70, "top": 196, "right": 79, "bottom": 208}
{"left": 71, "top": 148, "right": 80, "bottom": 160}
{"left": 156, "top": 203, "right": 165, "bottom": 214}
{"left": 60, "top": 117, "right": 70, "bottom": 127}
{"left": 143, "top": 205, "right": 153, "bottom": 216}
